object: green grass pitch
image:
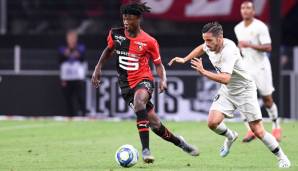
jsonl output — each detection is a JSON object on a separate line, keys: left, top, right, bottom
{"left": 0, "top": 120, "right": 297, "bottom": 171}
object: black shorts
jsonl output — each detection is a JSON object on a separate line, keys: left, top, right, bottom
{"left": 120, "top": 80, "right": 154, "bottom": 112}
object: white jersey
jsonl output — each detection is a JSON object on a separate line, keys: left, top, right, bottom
{"left": 234, "top": 18, "right": 275, "bottom": 96}
{"left": 234, "top": 18, "right": 271, "bottom": 70}
{"left": 203, "top": 38, "right": 254, "bottom": 95}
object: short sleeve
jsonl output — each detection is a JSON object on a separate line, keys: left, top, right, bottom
{"left": 148, "top": 39, "right": 161, "bottom": 65}
{"left": 234, "top": 26, "right": 240, "bottom": 41}
{"left": 259, "top": 24, "right": 271, "bottom": 45}
{"left": 220, "top": 47, "right": 238, "bottom": 74}
{"left": 107, "top": 30, "right": 114, "bottom": 49}
{"left": 202, "top": 43, "right": 208, "bottom": 52}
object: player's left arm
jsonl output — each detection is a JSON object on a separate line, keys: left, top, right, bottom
{"left": 191, "top": 58, "right": 231, "bottom": 85}
{"left": 155, "top": 63, "right": 167, "bottom": 93}
{"left": 149, "top": 39, "right": 167, "bottom": 93}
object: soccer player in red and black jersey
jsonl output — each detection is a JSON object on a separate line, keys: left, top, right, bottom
{"left": 91, "top": 2, "right": 199, "bottom": 163}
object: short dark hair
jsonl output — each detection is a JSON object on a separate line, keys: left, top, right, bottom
{"left": 120, "top": 1, "right": 151, "bottom": 16}
{"left": 201, "top": 22, "right": 223, "bottom": 37}
{"left": 242, "top": 1, "right": 255, "bottom": 9}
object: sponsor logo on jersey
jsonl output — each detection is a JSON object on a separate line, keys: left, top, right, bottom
{"left": 115, "top": 35, "right": 126, "bottom": 45}
{"left": 115, "top": 50, "right": 137, "bottom": 58}
{"left": 116, "top": 50, "right": 139, "bottom": 71}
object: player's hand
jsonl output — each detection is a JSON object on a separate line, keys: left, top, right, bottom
{"left": 238, "top": 41, "right": 251, "bottom": 48}
{"left": 91, "top": 68, "right": 102, "bottom": 88}
{"left": 191, "top": 58, "right": 205, "bottom": 75}
{"left": 159, "top": 80, "right": 167, "bottom": 93}
{"left": 168, "top": 57, "right": 186, "bottom": 66}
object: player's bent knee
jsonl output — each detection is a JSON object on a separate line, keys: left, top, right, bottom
{"left": 134, "top": 99, "right": 147, "bottom": 111}
{"left": 208, "top": 121, "right": 219, "bottom": 130}
{"left": 134, "top": 103, "right": 146, "bottom": 111}
{"left": 263, "top": 96, "right": 273, "bottom": 108}
{"left": 134, "top": 96, "right": 149, "bottom": 111}
{"left": 264, "top": 100, "right": 273, "bottom": 108}
{"left": 251, "top": 128, "right": 265, "bottom": 139}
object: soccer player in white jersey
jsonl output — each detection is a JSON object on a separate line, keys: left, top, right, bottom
{"left": 168, "top": 22, "right": 290, "bottom": 168}
{"left": 234, "top": 1, "right": 281, "bottom": 142}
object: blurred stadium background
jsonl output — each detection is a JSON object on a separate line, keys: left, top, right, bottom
{"left": 0, "top": 0, "right": 298, "bottom": 120}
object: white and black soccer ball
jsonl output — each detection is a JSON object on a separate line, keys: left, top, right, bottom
{"left": 115, "top": 144, "right": 139, "bottom": 167}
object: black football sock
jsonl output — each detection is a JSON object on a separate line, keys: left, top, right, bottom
{"left": 151, "top": 123, "right": 181, "bottom": 146}
{"left": 136, "top": 109, "right": 150, "bottom": 151}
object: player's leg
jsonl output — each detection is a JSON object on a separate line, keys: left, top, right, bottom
{"left": 208, "top": 110, "right": 238, "bottom": 157}
{"left": 259, "top": 59, "right": 281, "bottom": 141}
{"left": 249, "top": 120, "right": 290, "bottom": 168}
{"left": 241, "top": 113, "right": 255, "bottom": 142}
{"left": 133, "top": 88, "right": 153, "bottom": 163}
{"left": 262, "top": 95, "right": 281, "bottom": 141}
{"left": 147, "top": 107, "right": 179, "bottom": 145}
{"left": 147, "top": 107, "right": 199, "bottom": 156}
{"left": 241, "top": 86, "right": 290, "bottom": 168}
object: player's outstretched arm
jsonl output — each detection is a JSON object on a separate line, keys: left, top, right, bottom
{"left": 191, "top": 58, "right": 231, "bottom": 85}
{"left": 91, "top": 46, "right": 114, "bottom": 88}
{"left": 155, "top": 63, "right": 167, "bottom": 93}
{"left": 168, "top": 44, "right": 205, "bottom": 66}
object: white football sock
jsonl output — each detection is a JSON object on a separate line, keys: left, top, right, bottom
{"left": 261, "top": 132, "right": 285, "bottom": 159}
{"left": 212, "top": 122, "right": 234, "bottom": 140}
{"left": 265, "top": 103, "right": 280, "bottom": 129}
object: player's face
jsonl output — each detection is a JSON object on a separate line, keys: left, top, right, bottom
{"left": 240, "top": 2, "right": 255, "bottom": 20}
{"left": 122, "top": 14, "right": 140, "bottom": 33}
{"left": 202, "top": 33, "right": 221, "bottom": 51}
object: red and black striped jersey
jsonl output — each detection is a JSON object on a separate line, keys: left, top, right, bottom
{"left": 107, "top": 28, "right": 162, "bottom": 89}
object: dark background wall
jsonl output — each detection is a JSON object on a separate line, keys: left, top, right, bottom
{"left": 0, "top": 75, "right": 67, "bottom": 115}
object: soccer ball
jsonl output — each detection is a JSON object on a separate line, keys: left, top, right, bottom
{"left": 115, "top": 144, "right": 139, "bottom": 167}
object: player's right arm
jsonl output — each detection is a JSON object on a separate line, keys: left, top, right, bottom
{"left": 91, "top": 30, "right": 115, "bottom": 88}
{"left": 91, "top": 46, "right": 114, "bottom": 88}
{"left": 168, "top": 44, "right": 205, "bottom": 66}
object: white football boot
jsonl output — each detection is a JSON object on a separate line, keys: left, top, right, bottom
{"left": 220, "top": 131, "right": 238, "bottom": 157}
{"left": 278, "top": 155, "right": 291, "bottom": 168}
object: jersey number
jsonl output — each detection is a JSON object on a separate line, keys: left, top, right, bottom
{"left": 119, "top": 56, "right": 139, "bottom": 71}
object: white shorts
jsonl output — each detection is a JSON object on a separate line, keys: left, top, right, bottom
{"left": 210, "top": 85, "right": 262, "bottom": 122}
{"left": 247, "top": 58, "right": 275, "bottom": 96}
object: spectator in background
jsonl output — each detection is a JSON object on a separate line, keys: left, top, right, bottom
{"left": 58, "top": 30, "right": 88, "bottom": 117}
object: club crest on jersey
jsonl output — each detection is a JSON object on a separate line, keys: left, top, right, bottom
{"left": 115, "top": 35, "right": 126, "bottom": 45}
{"left": 134, "top": 41, "right": 147, "bottom": 51}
